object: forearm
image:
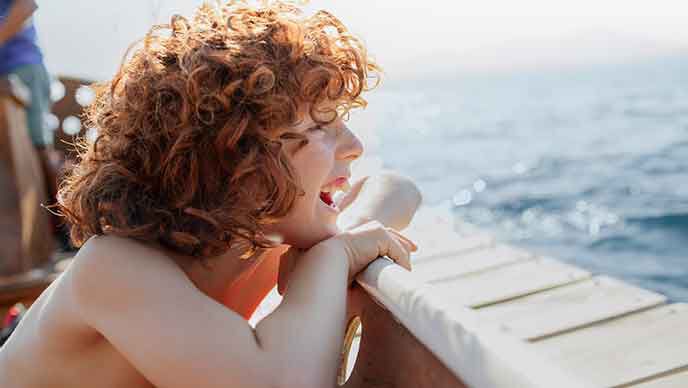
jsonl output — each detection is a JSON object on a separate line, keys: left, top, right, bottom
{"left": 0, "top": 0, "right": 36, "bottom": 45}
{"left": 338, "top": 171, "right": 423, "bottom": 231}
{"left": 254, "top": 242, "right": 348, "bottom": 388}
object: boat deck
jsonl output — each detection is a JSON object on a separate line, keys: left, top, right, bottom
{"left": 245, "top": 203, "right": 688, "bottom": 387}
{"left": 390, "top": 205, "right": 688, "bottom": 387}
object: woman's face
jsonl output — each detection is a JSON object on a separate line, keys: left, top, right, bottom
{"left": 268, "top": 110, "right": 364, "bottom": 249}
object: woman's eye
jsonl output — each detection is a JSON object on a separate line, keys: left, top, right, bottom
{"left": 309, "top": 125, "right": 325, "bottom": 132}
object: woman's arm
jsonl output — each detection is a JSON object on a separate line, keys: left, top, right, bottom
{"left": 0, "top": 0, "right": 37, "bottom": 45}
{"left": 71, "top": 234, "right": 352, "bottom": 388}
{"left": 337, "top": 171, "right": 423, "bottom": 231}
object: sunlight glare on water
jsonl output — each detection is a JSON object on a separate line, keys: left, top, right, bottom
{"left": 85, "top": 127, "right": 99, "bottom": 144}
{"left": 43, "top": 113, "right": 59, "bottom": 132}
{"left": 62, "top": 116, "right": 82, "bottom": 135}
{"left": 75, "top": 85, "right": 96, "bottom": 107}
{"left": 50, "top": 79, "right": 65, "bottom": 103}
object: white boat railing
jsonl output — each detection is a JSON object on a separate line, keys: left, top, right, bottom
{"left": 354, "top": 258, "right": 591, "bottom": 388}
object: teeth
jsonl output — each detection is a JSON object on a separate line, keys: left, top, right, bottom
{"left": 321, "top": 180, "right": 351, "bottom": 195}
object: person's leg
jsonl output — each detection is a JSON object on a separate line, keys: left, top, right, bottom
{"left": 12, "top": 64, "right": 53, "bottom": 148}
{"left": 13, "top": 64, "right": 70, "bottom": 249}
{"left": 14, "top": 63, "right": 60, "bottom": 197}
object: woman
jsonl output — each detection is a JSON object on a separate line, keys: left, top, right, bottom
{"left": 0, "top": 2, "right": 421, "bottom": 387}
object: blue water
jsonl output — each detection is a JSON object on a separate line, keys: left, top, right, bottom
{"left": 360, "top": 55, "right": 688, "bottom": 302}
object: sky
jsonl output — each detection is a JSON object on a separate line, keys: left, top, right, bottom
{"left": 35, "top": 0, "right": 688, "bottom": 80}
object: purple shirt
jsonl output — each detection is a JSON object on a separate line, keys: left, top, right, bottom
{"left": 0, "top": 0, "right": 43, "bottom": 75}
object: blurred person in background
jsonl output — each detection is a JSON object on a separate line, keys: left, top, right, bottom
{"left": 1, "top": 0, "right": 67, "bottom": 247}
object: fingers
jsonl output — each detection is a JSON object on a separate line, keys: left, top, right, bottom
{"left": 382, "top": 228, "right": 413, "bottom": 272}
{"left": 386, "top": 227, "right": 418, "bottom": 252}
{"left": 386, "top": 235, "right": 412, "bottom": 271}
{"left": 359, "top": 220, "right": 416, "bottom": 272}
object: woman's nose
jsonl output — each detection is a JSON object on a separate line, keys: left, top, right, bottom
{"left": 338, "top": 127, "right": 364, "bottom": 161}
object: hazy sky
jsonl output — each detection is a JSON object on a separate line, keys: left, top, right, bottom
{"left": 35, "top": 0, "right": 688, "bottom": 80}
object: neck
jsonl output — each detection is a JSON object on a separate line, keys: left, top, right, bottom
{"left": 156, "top": 242, "right": 277, "bottom": 302}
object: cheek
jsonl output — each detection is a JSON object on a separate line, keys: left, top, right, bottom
{"left": 292, "top": 143, "right": 333, "bottom": 181}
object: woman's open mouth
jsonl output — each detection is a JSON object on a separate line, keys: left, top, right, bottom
{"left": 318, "top": 178, "right": 349, "bottom": 214}
{"left": 319, "top": 191, "right": 340, "bottom": 213}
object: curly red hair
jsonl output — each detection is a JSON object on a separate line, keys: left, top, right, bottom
{"left": 56, "top": 1, "right": 380, "bottom": 261}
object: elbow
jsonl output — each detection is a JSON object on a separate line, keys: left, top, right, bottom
{"left": 379, "top": 170, "right": 424, "bottom": 230}
{"left": 405, "top": 178, "right": 423, "bottom": 210}
{"left": 380, "top": 170, "right": 423, "bottom": 205}
{"left": 251, "top": 329, "right": 331, "bottom": 388}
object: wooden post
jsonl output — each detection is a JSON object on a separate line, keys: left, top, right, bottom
{"left": 0, "top": 96, "right": 54, "bottom": 276}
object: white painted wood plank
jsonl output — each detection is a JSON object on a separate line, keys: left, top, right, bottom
{"left": 431, "top": 257, "right": 591, "bottom": 308}
{"left": 355, "top": 258, "right": 590, "bottom": 388}
{"left": 630, "top": 368, "right": 688, "bottom": 388}
{"left": 403, "top": 205, "right": 494, "bottom": 261}
{"left": 413, "top": 244, "right": 534, "bottom": 283}
{"left": 530, "top": 304, "right": 688, "bottom": 387}
{"left": 475, "top": 276, "right": 667, "bottom": 340}
{"left": 411, "top": 232, "right": 494, "bottom": 262}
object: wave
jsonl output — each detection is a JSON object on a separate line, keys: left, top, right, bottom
{"left": 625, "top": 212, "right": 688, "bottom": 232}
{"left": 588, "top": 235, "right": 652, "bottom": 252}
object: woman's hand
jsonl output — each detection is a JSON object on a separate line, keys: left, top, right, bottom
{"left": 278, "top": 220, "right": 416, "bottom": 295}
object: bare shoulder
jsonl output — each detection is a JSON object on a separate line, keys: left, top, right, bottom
{"left": 71, "top": 235, "right": 179, "bottom": 292}
{"left": 76, "top": 234, "right": 172, "bottom": 266}
{"left": 73, "top": 234, "right": 181, "bottom": 276}
{"left": 63, "top": 235, "right": 273, "bottom": 388}
{"left": 69, "top": 235, "right": 191, "bottom": 326}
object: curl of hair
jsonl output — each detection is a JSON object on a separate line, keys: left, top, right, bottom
{"left": 56, "top": 0, "right": 381, "bottom": 261}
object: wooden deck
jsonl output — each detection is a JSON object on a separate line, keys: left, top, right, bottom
{"left": 391, "top": 204, "right": 688, "bottom": 387}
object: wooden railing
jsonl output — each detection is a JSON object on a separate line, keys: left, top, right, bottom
{"left": 0, "top": 95, "right": 54, "bottom": 276}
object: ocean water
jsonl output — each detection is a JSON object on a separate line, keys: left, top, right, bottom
{"left": 354, "top": 55, "right": 688, "bottom": 302}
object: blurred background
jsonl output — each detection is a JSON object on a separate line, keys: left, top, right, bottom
{"left": 31, "top": 0, "right": 688, "bottom": 301}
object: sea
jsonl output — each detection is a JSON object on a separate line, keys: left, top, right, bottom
{"left": 350, "top": 55, "right": 688, "bottom": 302}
